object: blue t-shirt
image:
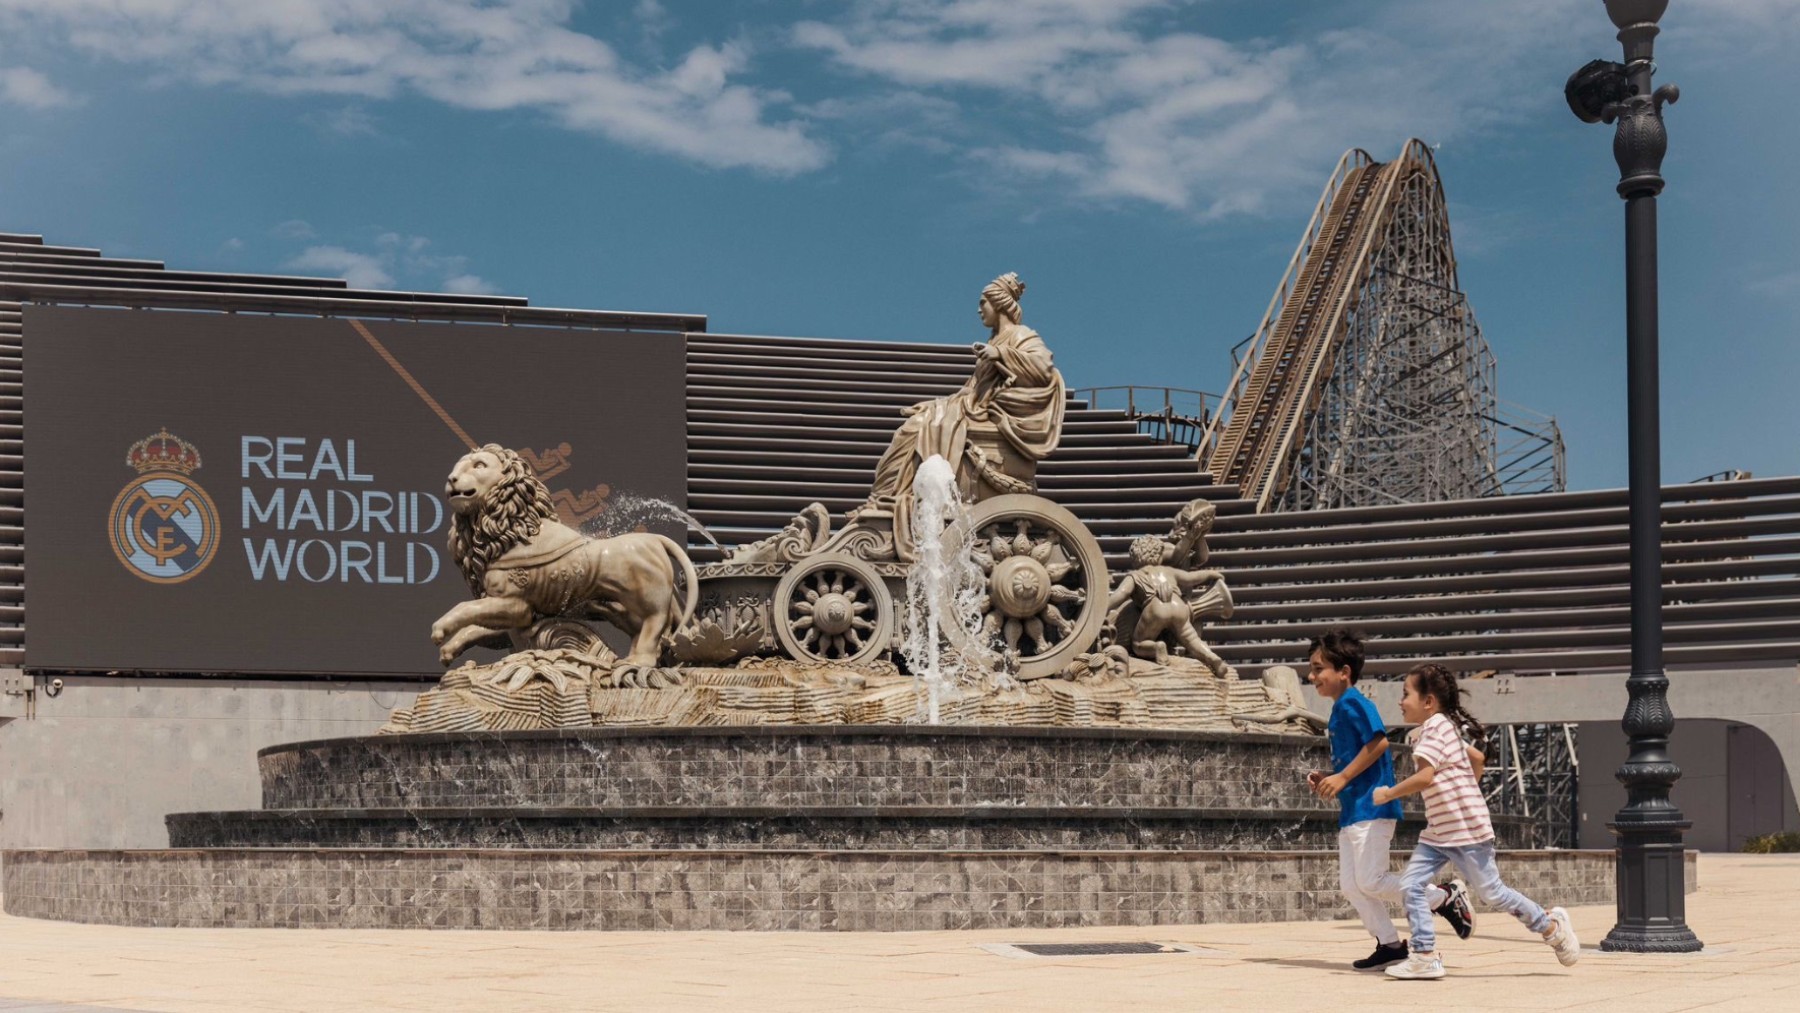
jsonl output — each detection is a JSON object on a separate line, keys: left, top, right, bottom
{"left": 1327, "top": 685, "right": 1404, "bottom": 827}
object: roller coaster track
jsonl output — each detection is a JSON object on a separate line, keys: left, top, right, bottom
{"left": 1204, "top": 142, "right": 1419, "bottom": 510}
{"left": 1202, "top": 139, "right": 1561, "bottom": 513}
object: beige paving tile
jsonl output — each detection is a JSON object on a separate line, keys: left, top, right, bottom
{"left": 0, "top": 854, "right": 1795, "bottom": 1012}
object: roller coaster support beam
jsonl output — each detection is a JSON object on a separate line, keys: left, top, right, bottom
{"left": 1567, "top": 0, "right": 1701, "bottom": 954}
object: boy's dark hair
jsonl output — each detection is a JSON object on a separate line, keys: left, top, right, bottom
{"left": 1309, "top": 628, "right": 1365, "bottom": 683}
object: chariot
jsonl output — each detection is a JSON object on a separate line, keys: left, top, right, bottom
{"left": 679, "top": 421, "right": 1112, "bottom": 680}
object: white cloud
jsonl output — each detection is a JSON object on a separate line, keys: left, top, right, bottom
{"left": 0, "top": 0, "right": 827, "bottom": 174}
{"left": 304, "top": 104, "right": 378, "bottom": 137}
{"left": 792, "top": 0, "right": 1798, "bottom": 217}
{"left": 286, "top": 245, "right": 395, "bottom": 290}
{"left": 0, "top": 65, "right": 77, "bottom": 108}
{"left": 278, "top": 230, "right": 504, "bottom": 295}
{"left": 792, "top": 0, "right": 1554, "bottom": 215}
{"left": 271, "top": 219, "right": 317, "bottom": 240}
{"left": 442, "top": 273, "right": 499, "bottom": 295}
{"left": 635, "top": 0, "right": 673, "bottom": 38}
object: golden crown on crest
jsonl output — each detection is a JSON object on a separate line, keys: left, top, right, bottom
{"left": 126, "top": 428, "right": 202, "bottom": 476}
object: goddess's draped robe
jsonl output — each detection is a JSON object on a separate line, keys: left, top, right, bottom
{"left": 861, "top": 322, "right": 1065, "bottom": 561}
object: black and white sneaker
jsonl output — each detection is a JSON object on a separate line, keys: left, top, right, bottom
{"left": 1353, "top": 941, "right": 1410, "bottom": 970}
{"left": 1434, "top": 879, "right": 1475, "bottom": 940}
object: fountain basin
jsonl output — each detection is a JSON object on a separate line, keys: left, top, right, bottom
{"left": 4, "top": 725, "right": 1594, "bottom": 931}
{"left": 259, "top": 725, "right": 1348, "bottom": 811}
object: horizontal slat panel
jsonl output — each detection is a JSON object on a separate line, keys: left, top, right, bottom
{"left": 1209, "top": 494, "right": 1800, "bottom": 551}
{"left": 1228, "top": 576, "right": 1800, "bottom": 622}
{"left": 1211, "top": 597, "right": 1800, "bottom": 642}
{"left": 1230, "top": 557, "right": 1800, "bottom": 603}
{"left": 1218, "top": 475, "right": 1800, "bottom": 532}
{"left": 0, "top": 282, "right": 701, "bottom": 331}
{"left": 1216, "top": 618, "right": 1800, "bottom": 661}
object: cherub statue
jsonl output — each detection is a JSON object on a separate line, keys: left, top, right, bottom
{"left": 1161, "top": 498, "right": 1218, "bottom": 570}
{"left": 1103, "top": 534, "right": 1234, "bottom": 677}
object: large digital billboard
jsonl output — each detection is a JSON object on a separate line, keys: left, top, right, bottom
{"left": 23, "top": 305, "right": 687, "bottom": 676}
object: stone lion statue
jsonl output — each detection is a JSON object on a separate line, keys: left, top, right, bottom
{"left": 429, "top": 444, "right": 698, "bottom": 673}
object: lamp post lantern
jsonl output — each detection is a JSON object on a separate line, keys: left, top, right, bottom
{"left": 1565, "top": 0, "right": 1702, "bottom": 954}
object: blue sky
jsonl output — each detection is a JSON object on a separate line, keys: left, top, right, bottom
{"left": 1, "top": 0, "right": 1795, "bottom": 490}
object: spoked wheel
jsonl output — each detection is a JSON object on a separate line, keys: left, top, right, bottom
{"left": 943, "top": 494, "right": 1108, "bottom": 680}
{"left": 774, "top": 552, "right": 896, "bottom": 665}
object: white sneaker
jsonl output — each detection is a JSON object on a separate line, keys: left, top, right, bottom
{"left": 1384, "top": 952, "right": 1446, "bottom": 980}
{"left": 1543, "top": 907, "right": 1581, "bottom": 966}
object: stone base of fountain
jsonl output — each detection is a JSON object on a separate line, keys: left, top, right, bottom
{"left": 378, "top": 654, "right": 1315, "bottom": 734}
{"left": 3, "top": 846, "right": 1645, "bottom": 932}
{"left": 0, "top": 726, "right": 1639, "bottom": 932}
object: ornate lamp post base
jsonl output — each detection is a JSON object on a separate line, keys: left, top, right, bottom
{"left": 1601, "top": 820, "right": 1702, "bottom": 952}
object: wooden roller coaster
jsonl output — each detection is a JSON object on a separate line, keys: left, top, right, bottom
{"left": 1203, "top": 139, "right": 1564, "bottom": 513}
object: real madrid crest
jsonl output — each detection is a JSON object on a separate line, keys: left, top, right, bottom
{"left": 109, "top": 428, "right": 220, "bottom": 583}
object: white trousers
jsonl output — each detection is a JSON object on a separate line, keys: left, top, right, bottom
{"left": 1338, "top": 819, "right": 1448, "bottom": 945}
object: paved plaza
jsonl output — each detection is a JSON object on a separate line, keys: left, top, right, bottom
{"left": 0, "top": 854, "right": 1792, "bottom": 1012}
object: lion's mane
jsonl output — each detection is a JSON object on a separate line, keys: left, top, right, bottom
{"left": 447, "top": 444, "right": 559, "bottom": 595}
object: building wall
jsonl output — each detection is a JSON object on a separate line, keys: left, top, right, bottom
{"left": 0, "top": 675, "right": 416, "bottom": 850}
{"left": 1575, "top": 718, "right": 1797, "bottom": 852}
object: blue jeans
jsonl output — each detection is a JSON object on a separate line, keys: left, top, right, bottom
{"left": 1401, "top": 839, "right": 1551, "bottom": 953}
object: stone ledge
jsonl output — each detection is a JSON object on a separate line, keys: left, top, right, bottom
{"left": 258, "top": 729, "right": 1339, "bottom": 813}
{"left": 166, "top": 806, "right": 1535, "bottom": 851}
{"left": 260, "top": 723, "right": 1319, "bottom": 758}
{"left": 3, "top": 847, "right": 1668, "bottom": 932}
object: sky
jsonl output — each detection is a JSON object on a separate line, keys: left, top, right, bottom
{"left": 1, "top": 0, "right": 1796, "bottom": 491}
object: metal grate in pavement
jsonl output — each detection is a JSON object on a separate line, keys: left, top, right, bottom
{"left": 1014, "top": 942, "right": 1178, "bottom": 956}
{"left": 979, "top": 941, "right": 1218, "bottom": 959}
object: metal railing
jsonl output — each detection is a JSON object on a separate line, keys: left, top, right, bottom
{"left": 1071, "top": 386, "right": 1218, "bottom": 456}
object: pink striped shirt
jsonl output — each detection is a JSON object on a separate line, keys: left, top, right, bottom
{"left": 1409, "top": 713, "right": 1493, "bottom": 846}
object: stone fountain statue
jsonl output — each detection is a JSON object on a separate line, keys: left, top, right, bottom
{"left": 843, "top": 271, "right": 1064, "bottom": 563}
{"left": 427, "top": 444, "right": 697, "bottom": 690}
{"left": 382, "top": 276, "right": 1317, "bottom": 737}
{"left": 1102, "top": 500, "right": 1236, "bottom": 678}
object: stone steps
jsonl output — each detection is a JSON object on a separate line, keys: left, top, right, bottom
{"left": 168, "top": 804, "right": 1361, "bottom": 851}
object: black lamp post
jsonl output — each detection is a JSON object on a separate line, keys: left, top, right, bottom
{"left": 1565, "top": 0, "right": 1702, "bottom": 954}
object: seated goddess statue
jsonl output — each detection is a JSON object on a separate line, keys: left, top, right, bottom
{"left": 853, "top": 272, "right": 1066, "bottom": 561}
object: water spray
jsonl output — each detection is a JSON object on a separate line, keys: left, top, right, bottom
{"left": 901, "top": 455, "right": 995, "bottom": 723}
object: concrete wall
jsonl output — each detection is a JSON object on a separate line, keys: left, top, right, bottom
{"left": 1577, "top": 719, "right": 1718, "bottom": 851}
{"left": 0, "top": 675, "right": 418, "bottom": 850}
{"left": 1576, "top": 718, "right": 1800, "bottom": 851}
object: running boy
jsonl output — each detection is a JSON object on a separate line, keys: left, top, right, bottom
{"left": 1374, "top": 663, "right": 1581, "bottom": 980}
{"left": 1306, "top": 630, "right": 1473, "bottom": 971}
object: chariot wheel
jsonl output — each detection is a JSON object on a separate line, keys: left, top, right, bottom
{"left": 943, "top": 494, "right": 1109, "bottom": 680}
{"left": 774, "top": 552, "right": 896, "bottom": 665}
